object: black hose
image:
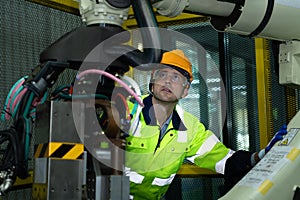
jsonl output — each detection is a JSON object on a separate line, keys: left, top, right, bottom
{"left": 0, "top": 129, "right": 19, "bottom": 171}
{"left": 12, "top": 91, "right": 32, "bottom": 179}
{"left": 106, "top": 0, "right": 163, "bottom": 69}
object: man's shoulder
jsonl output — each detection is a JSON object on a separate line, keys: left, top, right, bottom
{"left": 175, "top": 105, "right": 199, "bottom": 121}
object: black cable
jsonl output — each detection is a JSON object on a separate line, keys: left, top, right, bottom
{"left": 13, "top": 91, "right": 31, "bottom": 123}
{"left": 0, "top": 129, "right": 19, "bottom": 171}
{"left": 106, "top": 0, "right": 163, "bottom": 70}
{"left": 11, "top": 90, "right": 34, "bottom": 179}
{"left": 248, "top": 0, "right": 275, "bottom": 37}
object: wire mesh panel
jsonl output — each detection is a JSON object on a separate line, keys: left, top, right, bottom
{"left": 166, "top": 177, "right": 224, "bottom": 200}
{"left": 0, "top": 0, "right": 82, "bottom": 199}
{"left": 225, "top": 33, "right": 258, "bottom": 151}
{"left": 0, "top": 0, "right": 82, "bottom": 127}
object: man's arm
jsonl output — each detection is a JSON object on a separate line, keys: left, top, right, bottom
{"left": 222, "top": 125, "right": 288, "bottom": 195}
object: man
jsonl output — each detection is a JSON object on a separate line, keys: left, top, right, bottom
{"left": 125, "top": 49, "right": 287, "bottom": 200}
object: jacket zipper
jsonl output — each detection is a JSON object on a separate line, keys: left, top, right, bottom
{"left": 154, "top": 128, "right": 174, "bottom": 154}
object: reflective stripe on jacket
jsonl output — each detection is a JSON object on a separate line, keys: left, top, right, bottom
{"left": 125, "top": 94, "right": 233, "bottom": 199}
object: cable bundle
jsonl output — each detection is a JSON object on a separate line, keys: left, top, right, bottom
{"left": 1, "top": 76, "right": 48, "bottom": 121}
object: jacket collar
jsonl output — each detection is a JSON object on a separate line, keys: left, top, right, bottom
{"left": 142, "top": 95, "right": 187, "bottom": 131}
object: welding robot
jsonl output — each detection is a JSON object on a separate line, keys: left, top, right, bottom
{"left": 0, "top": 0, "right": 300, "bottom": 199}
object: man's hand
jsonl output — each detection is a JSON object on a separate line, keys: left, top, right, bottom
{"left": 265, "top": 124, "right": 288, "bottom": 153}
{"left": 258, "top": 124, "right": 288, "bottom": 159}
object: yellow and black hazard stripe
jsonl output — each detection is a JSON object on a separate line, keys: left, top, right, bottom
{"left": 34, "top": 142, "right": 84, "bottom": 160}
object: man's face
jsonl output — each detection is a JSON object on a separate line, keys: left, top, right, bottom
{"left": 151, "top": 67, "right": 189, "bottom": 103}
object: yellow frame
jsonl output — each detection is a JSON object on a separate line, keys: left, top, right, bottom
{"left": 255, "top": 38, "right": 273, "bottom": 149}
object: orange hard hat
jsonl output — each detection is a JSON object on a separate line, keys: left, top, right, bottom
{"left": 160, "top": 49, "right": 193, "bottom": 82}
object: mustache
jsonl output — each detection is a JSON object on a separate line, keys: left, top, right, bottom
{"left": 160, "top": 86, "right": 173, "bottom": 93}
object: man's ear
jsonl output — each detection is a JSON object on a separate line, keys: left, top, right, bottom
{"left": 181, "top": 85, "right": 189, "bottom": 98}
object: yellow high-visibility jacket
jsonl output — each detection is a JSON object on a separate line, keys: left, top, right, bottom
{"left": 125, "top": 94, "right": 234, "bottom": 200}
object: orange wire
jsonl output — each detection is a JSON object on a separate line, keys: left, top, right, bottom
{"left": 113, "top": 93, "right": 131, "bottom": 120}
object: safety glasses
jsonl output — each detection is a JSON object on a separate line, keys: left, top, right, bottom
{"left": 153, "top": 69, "right": 188, "bottom": 86}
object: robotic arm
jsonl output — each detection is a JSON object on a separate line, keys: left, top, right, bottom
{"left": 153, "top": 0, "right": 300, "bottom": 41}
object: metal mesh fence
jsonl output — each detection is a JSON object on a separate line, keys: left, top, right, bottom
{"left": 226, "top": 33, "right": 259, "bottom": 151}
{"left": 0, "top": 0, "right": 82, "bottom": 128}
{"left": 166, "top": 177, "right": 224, "bottom": 200}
